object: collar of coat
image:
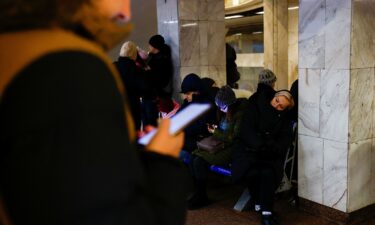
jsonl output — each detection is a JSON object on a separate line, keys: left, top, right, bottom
{"left": 0, "top": 28, "right": 135, "bottom": 140}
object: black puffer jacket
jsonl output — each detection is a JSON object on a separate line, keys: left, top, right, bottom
{"left": 232, "top": 84, "right": 293, "bottom": 183}
{"left": 146, "top": 48, "right": 173, "bottom": 96}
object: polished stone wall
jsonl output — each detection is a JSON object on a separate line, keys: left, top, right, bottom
{"left": 298, "top": 0, "right": 375, "bottom": 213}
{"left": 156, "top": 0, "right": 226, "bottom": 98}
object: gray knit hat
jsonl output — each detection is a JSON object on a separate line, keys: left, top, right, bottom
{"left": 258, "top": 69, "right": 277, "bottom": 86}
{"left": 215, "top": 85, "right": 236, "bottom": 109}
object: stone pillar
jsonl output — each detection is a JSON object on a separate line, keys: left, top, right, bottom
{"left": 156, "top": 0, "right": 226, "bottom": 99}
{"left": 298, "top": 0, "right": 375, "bottom": 218}
{"left": 263, "top": 0, "right": 289, "bottom": 89}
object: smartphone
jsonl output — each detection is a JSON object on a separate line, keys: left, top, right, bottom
{"left": 138, "top": 103, "right": 211, "bottom": 145}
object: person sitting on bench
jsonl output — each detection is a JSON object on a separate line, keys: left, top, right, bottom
{"left": 232, "top": 69, "right": 294, "bottom": 225}
{"left": 232, "top": 72, "right": 294, "bottom": 225}
{"left": 188, "top": 85, "right": 248, "bottom": 210}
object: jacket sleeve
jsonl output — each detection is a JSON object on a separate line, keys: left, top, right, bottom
{"left": 0, "top": 51, "right": 188, "bottom": 225}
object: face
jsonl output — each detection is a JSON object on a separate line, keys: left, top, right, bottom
{"left": 183, "top": 91, "right": 198, "bottom": 103}
{"left": 270, "top": 95, "right": 290, "bottom": 111}
{"left": 218, "top": 105, "right": 228, "bottom": 113}
{"left": 97, "top": 0, "right": 131, "bottom": 22}
{"left": 148, "top": 45, "right": 159, "bottom": 54}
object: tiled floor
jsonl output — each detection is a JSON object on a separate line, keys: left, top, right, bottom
{"left": 185, "top": 175, "right": 375, "bottom": 225}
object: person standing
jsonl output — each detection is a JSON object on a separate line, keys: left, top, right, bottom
{"left": 0, "top": 1, "right": 189, "bottom": 225}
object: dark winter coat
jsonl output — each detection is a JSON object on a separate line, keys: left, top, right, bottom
{"left": 114, "top": 56, "right": 148, "bottom": 130}
{"left": 232, "top": 84, "right": 293, "bottom": 183}
{"left": 193, "top": 99, "right": 248, "bottom": 165}
{"left": 146, "top": 48, "right": 173, "bottom": 96}
{"left": 179, "top": 94, "right": 217, "bottom": 152}
{"left": 0, "top": 30, "right": 189, "bottom": 225}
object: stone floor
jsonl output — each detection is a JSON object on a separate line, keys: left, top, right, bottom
{"left": 185, "top": 174, "right": 375, "bottom": 225}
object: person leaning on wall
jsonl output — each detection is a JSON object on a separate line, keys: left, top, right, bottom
{"left": 0, "top": 0, "right": 190, "bottom": 225}
{"left": 232, "top": 69, "right": 295, "bottom": 225}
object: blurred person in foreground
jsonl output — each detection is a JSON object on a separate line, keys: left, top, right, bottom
{"left": 0, "top": 1, "right": 189, "bottom": 225}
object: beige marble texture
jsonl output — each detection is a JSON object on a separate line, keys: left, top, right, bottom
{"left": 298, "top": 135, "right": 324, "bottom": 204}
{"left": 207, "top": 0, "right": 225, "bottom": 21}
{"left": 298, "top": 69, "right": 320, "bottom": 137}
{"left": 298, "top": 0, "right": 325, "bottom": 69}
{"left": 208, "top": 66, "right": 226, "bottom": 87}
{"left": 179, "top": 0, "right": 198, "bottom": 20}
{"left": 372, "top": 139, "right": 375, "bottom": 201}
{"left": 198, "top": 0, "right": 209, "bottom": 21}
{"left": 320, "top": 69, "right": 349, "bottom": 142}
{"left": 323, "top": 140, "right": 348, "bottom": 212}
{"left": 351, "top": 0, "right": 375, "bottom": 69}
{"left": 207, "top": 21, "right": 226, "bottom": 66}
{"left": 325, "top": 0, "right": 351, "bottom": 70}
{"left": 348, "top": 140, "right": 373, "bottom": 212}
{"left": 199, "top": 21, "right": 209, "bottom": 66}
{"left": 236, "top": 53, "right": 264, "bottom": 67}
{"left": 349, "top": 68, "right": 374, "bottom": 142}
{"left": 180, "top": 20, "right": 200, "bottom": 67}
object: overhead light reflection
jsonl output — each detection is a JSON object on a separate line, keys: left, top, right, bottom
{"left": 225, "top": 15, "right": 244, "bottom": 20}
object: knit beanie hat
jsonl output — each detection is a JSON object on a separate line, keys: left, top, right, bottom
{"left": 180, "top": 73, "right": 203, "bottom": 93}
{"left": 258, "top": 69, "right": 277, "bottom": 86}
{"left": 149, "top": 34, "right": 165, "bottom": 51}
{"left": 215, "top": 85, "right": 237, "bottom": 109}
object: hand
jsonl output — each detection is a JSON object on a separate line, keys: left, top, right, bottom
{"left": 207, "top": 124, "right": 217, "bottom": 134}
{"left": 146, "top": 119, "right": 184, "bottom": 158}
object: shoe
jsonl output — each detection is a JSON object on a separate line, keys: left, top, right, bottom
{"left": 260, "top": 214, "right": 279, "bottom": 225}
{"left": 187, "top": 192, "right": 209, "bottom": 210}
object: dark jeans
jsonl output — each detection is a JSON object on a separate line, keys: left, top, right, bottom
{"left": 244, "top": 163, "right": 279, "bottom": 212}
{"left": 141, "top": 98, "right": 158, "bottom": 127}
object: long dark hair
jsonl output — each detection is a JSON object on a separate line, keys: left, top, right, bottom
{"left": 217, "top": 100, "right": 241, "bottom": 122}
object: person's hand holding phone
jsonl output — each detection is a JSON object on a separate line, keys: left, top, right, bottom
{"left": 207, "top": 124, "right": 217, "bottom": 134}
{"left": 146, "top": 119, "right": 184, "bottom": 158}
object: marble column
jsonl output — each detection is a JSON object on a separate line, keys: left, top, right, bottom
{"left": 156, "top": 0, "right": 226, "bottom": 100}
{"left": 298, "top": 0, "right": 375, "bottom": 213}
{"left": 264, "top": 0, "right": 289, "bottom": 89}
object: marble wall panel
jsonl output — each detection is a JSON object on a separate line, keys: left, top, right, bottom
{"left": 351, "top": 0, "right": 375, "bottom": 69}
{"left": 207, "top": 21, "right": 226, "bottom": 66}
{"left": 349, "top": 68, "right": 374, "bottom": 142}
{"left": 288, "top": 9, "right": 299, "bottom": 86}
{"left": 325, "top": 0, "right": 351, "bottom": 70}
{"left": 323, "top": 140, "right": 348, "bottom": 212}
{"left": 298, "top": 69, "right": 320, "bottom": 137}
{"left": 199, "top": 22, "right": 209, "bottom": 66}
{"left": 298, "top": 135, "right": 324, "bottom": 204}
{"left": 180, "top": 20, "right": 200, "bottom": 67}
{"left": 157, "top": 0, "right": 178, "bottom": 23}
{"left": 206, "top": 0, "right": 225, "bottom": 21}
{"left": 373, "top": 69, "right": 375, "bottom": 139}
{"left": 198, "top": 0, "right": 208, "bottom": 21}
{"left": 299, "top": 0, "right": 325, "bottom": 69}
{"left": 348, "top": 140, "right": 373, "bottom": 212}
{"left": 180, "top": 66, "right": 201, "bottom": 79}
{"left": 372, "top": 139, "right": 375, "bottom": 201}
{"left": 178, "top": 0, "right": 198, "bottom": 20}
{"left": 208, "top": 66, "right": 226, "bottom": 87}
{"left": 320, "top": 69, "right": 349, "bottom": 142}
